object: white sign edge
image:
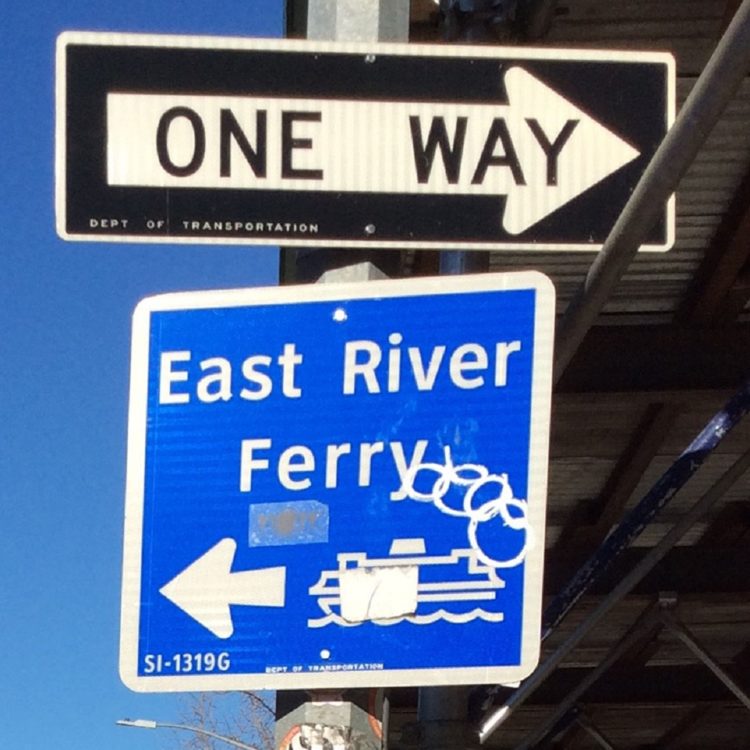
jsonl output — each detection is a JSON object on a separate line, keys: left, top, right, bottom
{"left": 54, "top": 31, "right": 69, "bottom": 244}
{"left": 57, "top": 29, "right": 676, "bottom": 65}
{"left": 55, "top": 31, "right": 675, "bottom": 253}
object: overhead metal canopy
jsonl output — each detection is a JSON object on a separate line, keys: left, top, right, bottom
{"left": 282, "top": 1, "right": 750, "bottom": 747}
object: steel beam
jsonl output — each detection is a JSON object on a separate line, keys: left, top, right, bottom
{"left": 478, "top": 419, "right": 750, "bottom": 743}
{"left": 575, "top": 712, "right": 618, "bottom": 750}
{"left": 514, "top": 601, "right": 660, "bottom": 749}
{"left": 660, "top": 610, "right": 750, "bottom": 713}
{"left": 553, "top": 0, "right": 750, "bottom": 383}
{"left": 542, "top": 382, "right": 750, "bottom": 638}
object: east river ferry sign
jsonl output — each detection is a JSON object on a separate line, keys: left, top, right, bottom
{"left": 119, "top": 273, "right": 555, "bottom": 691}
{"left": 56, "top": 33, "right": 674, "bottom": 251}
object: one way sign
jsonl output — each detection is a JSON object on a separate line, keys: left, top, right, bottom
{"left": 57, "top": 33, "right": 674, "bottom": 251}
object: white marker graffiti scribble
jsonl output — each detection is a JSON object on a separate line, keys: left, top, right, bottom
{"left": 393, "top": 445, "right": 533, "bottom": 568}
{"left": 308, "top": 538, "right": 505, "bottom": 628}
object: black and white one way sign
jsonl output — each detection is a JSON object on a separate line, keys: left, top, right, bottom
{"left": 56, "top": 33, "right": 674, "bottom": 251}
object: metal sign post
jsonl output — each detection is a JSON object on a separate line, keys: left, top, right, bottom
{"left": 278, "top": 10, "right": 408, "bottom": 750}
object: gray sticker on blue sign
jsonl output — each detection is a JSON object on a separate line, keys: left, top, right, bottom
{"left": 249, "top": 500, "right": 330, "bottom": 547}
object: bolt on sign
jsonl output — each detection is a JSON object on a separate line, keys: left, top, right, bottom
{"left": 119, "top": 272, "right": 554, "bottom": 691}
{"left": 56, "top": 32, "right": 674, "bottom": 251}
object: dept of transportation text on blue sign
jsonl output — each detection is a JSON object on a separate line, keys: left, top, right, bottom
{"left": 120, "top": 272, "right": 555, "bottom": 691}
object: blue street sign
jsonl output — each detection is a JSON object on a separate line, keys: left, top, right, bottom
{"left": 120, "top": 272, "right": 555, "bottom": 691}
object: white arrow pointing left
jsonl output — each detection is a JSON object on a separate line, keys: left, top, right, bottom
{"left": 159, "top": 538, "right": 286, "bottom": 639}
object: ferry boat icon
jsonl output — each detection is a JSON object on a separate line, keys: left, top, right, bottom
{"left": 307, "top": 538, "right": 505, "bottom": 628}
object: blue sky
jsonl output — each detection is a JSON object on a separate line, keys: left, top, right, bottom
{"left": 1, "top": 2, "right": 283, "bottom": 748}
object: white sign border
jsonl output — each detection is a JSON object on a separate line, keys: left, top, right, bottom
{"left": 120, "top": 271, "right": 555, "bottom": 692}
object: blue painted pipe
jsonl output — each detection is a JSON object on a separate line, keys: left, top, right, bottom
{"left": 542, "top": 378, "right": 750, "bottom": 638}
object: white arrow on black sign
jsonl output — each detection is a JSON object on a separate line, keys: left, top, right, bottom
{"left": 106, "top": 66, "right": 639, "bottom": 235}
{"left": 160, "top": 538, "right": 286, "bottom": 639}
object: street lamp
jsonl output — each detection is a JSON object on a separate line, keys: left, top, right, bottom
{"left": 116, "top": 718, "right": 260, "bottom": 750}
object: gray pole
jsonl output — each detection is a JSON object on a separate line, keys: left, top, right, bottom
{"left": 275, "top": 5, "right": 410, "bottom": 750}
{"left": 287, "top": 6, "right": 477, "bottom": 750}
{"left": 307, "top": 0, "right": 409, "bottom": 41}
{"left": 417, "top": 686, "right": 474, "bottom": 750}
{"left": 437, "top": 0, "right": 493, "bottom": 279}
{"left": 281, "top": 0, "right": 409, "bottom": 283}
